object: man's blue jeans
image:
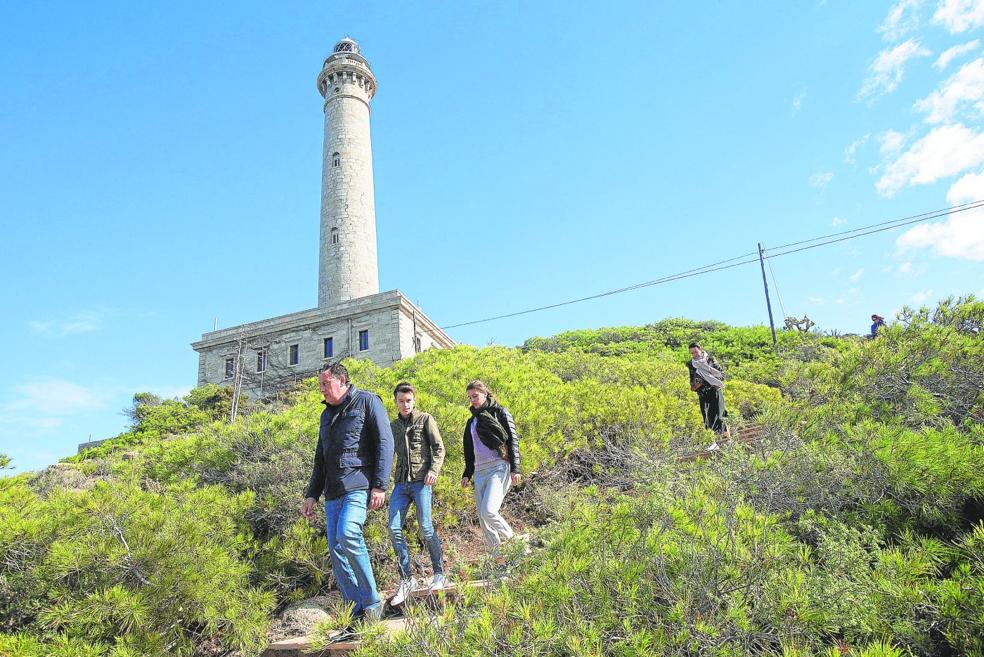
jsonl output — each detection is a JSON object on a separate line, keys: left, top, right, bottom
{"left": 324, "top": 490, "right": 381, "bottom": 616}
{"left": 388, "top": 481, "right": 444, "bottom": 579}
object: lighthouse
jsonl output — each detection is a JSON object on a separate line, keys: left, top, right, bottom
{"left": 192, "top": 37, "right": 454, "bottom": 397}
{"left": 317, "top": 37, "right": 380, "bottom": 307}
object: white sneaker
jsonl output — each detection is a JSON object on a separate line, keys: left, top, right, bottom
{"left": 705, "top": 442, "right": 720, "bottom": 452}
{"left": 390, "top": 577, "right": 415, "bottom": 607}
{"left": 429, "top": 573, "right": 450, "bottom": 591}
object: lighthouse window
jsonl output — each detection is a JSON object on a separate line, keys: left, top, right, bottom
{"left": 331, "top": 228, "right": 339, "bottom": 244}
{"left": 256, "top": 350, "right": 268, "bottom": 373}
{"left": 224, "top": 358, "right": 235, "bottom": 379}
{"left": 289, "top": 344, "right": 299, "bottom": 366}
{"left": 332, "top": 152, "right": 340, "bottom": 167}
{"left": 359, "top": 330, "right": 369, "bottom": 351}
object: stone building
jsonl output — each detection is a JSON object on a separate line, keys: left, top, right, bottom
{"left": 191, "top": 38, "right": 454, "bottom": 397}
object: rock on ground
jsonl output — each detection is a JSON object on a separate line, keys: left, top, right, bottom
{"left": 267, "top": 593, "right": 344, "bottom": 643}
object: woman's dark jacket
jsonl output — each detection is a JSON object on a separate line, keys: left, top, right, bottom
{"left": 461, "top": 396, "right": 521, "bottom": 479}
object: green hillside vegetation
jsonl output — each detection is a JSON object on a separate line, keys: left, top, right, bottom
{"left": 1, "top": 296, "right": 981, "bottom": 656}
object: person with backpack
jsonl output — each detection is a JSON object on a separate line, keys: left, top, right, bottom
{"left": 387, "top": 382, "right": 448, "bottom": 607}
{"left": 687, "top": 342, "right": 730, "bottom": 449}
{"left": 460, "top": 380, "right": 521, "bottom": 556}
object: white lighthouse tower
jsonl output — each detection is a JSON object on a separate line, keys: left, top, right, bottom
{"left": 317, "top": 37, "right": 379, "bottom": 306}
{"left": 192, "top": 37, "right": 454, "bottom": 397}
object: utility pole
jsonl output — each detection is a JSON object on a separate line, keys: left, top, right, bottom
{"left": 758, "top": 242, "right": 779, "bottom": 354}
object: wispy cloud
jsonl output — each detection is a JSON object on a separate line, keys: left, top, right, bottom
{"left": 933, "top": 0, "right": 984, "bottom": 33}
{"left": 934, "top": 39, "right": 980, "bottom": 69}
{"left": 912, "top": 289, "right": 934, "bottom": 304}
{"left": 844, "top": 134, "right": 870, "bottom": 165}
{"left": 3, "top": 379, "right": 113, "bottom": 418}
{"left": 915, "top": 57, "right": 984, "bottom": 123}
{"left": 897, "top": 169, "right": 984, "bottom": 260}
{"left": 809, "top": 171, "right": 834, "bottom": 188}
{"left": 792, "top": 91, "right": 806, "bottom": 115}
{"left": 849, "top": 267, "right": 865, "bottom": 281}
{"left": 29, "top": 310, "right": 106, "bottom": 338}
{"left": 879, "top": 129, "right": 907, "bottom": 155}
{"left": 879, "top": 0, "right": 925, "bottom": 41}
{"left": 832, "top": 216, "right": 848, "bottom": 226}
{"left": 876, "top": 123, "right": 984, "bottom": 196}
{"left": 858, "top": 39, "right": 932, "bottom": 101}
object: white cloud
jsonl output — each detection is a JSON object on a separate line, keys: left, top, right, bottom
{"left": 858, "top": 39, "right": 932, "bottom": 101}
{"left": 934, "top": 39, "right": 980, "bottom": 70}
{"left": 849, "top": 268, "right": 865, "bottom": 281}
{"left": 832, "top": 216, "right": 848, "bottom": 226}
{"left": 899, "top": 261, "right": 914, "bottom": 274}
{"left": 880, "top": 0, "right": 925, "bottom": 41}
{"left": 948, "top": 167, "right": 984, "bottom": 200}
{"left": 896, "top": 169, "right": 984, "bottom": 260}
{"left": 844, "top": 134, "right": 870, "bottom": 164}
{"left": 933, "top": 0, "right": 984, "bottom": 33}
{"left": 5, "top": 380, "right": 112, "bottom": 417}
{"left": 879, "top": 130, "right": 907, "bottom": 155}
{"left": 911, "top": 289, "right": 934, "bottom": 304}
{"left": 808, "top": 296, "right": 826, "bottom": 305}
{"left": 915, "top": 57, "right": 984, "bottom": 123}
{"left": 792, "top": 91, "right": 806, "bottom": 114}
{"left": 29, "top": 310, "right": 104, "bottom": 337}
{"left": 809, "top": 171, "right": 834, "bottom": 188}
{"left": 876, "top": 123, "right": 984, "bottom": 196}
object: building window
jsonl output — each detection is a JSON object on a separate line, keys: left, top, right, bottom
{"left": 256, "top": 350, "right": 267, "bottom": 373}
{"left": 323, "top": 337, "right": 334, "bottom": 358}
{"left": 359, "top": 329, "right": 369, "bottom": 351}
{"left": 332, "top": 152, "right": 340, "bottom": 167}
{"left": 331, "top": 228, "right": 339, "bottom": 245}
{"left": 224, "top": 358, "right": 235, "bottom": 379}
{"left": 289, "top": 344, "right": 299, "bottom": 366}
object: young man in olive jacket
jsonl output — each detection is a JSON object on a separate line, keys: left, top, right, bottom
{"left": 302, "top": 362, "right": 394, "bottom": 622}
{"left": 388, "top": 382, "right": 447, "bottom": 606}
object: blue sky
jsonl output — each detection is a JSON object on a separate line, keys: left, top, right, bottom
{"left": 2, "top": 1, "right": 983, "bottom": 474}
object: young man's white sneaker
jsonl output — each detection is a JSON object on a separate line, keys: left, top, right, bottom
{"left": 428, "top": 573, "right": 450, "bottom": 591}
{"left": 390, "top": 577, "right": 415, "bottom": 607}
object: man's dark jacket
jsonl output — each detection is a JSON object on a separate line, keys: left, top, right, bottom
{"left": 305, "top": 385, "right": 394, "bottom": 501}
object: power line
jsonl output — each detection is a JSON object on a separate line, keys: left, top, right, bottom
{"left": 763, "top": 200, "right": 984, "bottom": 260}
{"left": 767, "top": 199, "right": 984, "bottom": 251}
{"left": 765, "top": 251, "right": 787, "bottom": 321}
{"left": 440, "top": 201, "right": 984, "bottom": 330}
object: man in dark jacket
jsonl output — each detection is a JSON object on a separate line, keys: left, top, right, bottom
{"left": 687, "top": 342, "right": 729, "bottom": 449}
{"left": 302, "top": 362, "right": 393, "bottom": 621}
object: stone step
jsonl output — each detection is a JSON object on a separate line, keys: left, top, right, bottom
{"left": 263, "top": 579, "right": 493, "bottom": 656}
{"left": 678, "top": 424, "right": 767, "bottom": 463}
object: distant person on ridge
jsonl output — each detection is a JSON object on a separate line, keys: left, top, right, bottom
{"left": 870, "top": 314, "right": 886, "bottom": 338}
{"left": 460, "top": 380, "right": 521, "bottom": 560}
{"left": 302, "top": 362, "right": 393, "bottom": 623}
{"left": 388, "top": 382, "right": 448, "bottom": 607}
{"left": 687, "top": 342, "right": 730, "bottom": 449}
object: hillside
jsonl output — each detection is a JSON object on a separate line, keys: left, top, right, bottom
{"left": 1, "top": 296, "right": 982, "bottom": 657}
